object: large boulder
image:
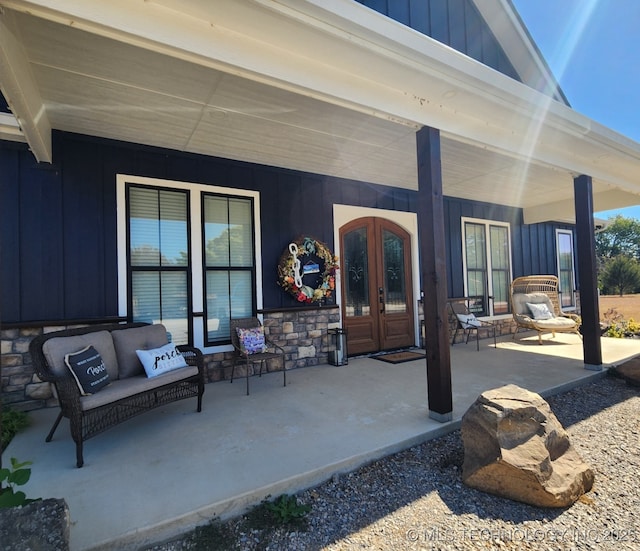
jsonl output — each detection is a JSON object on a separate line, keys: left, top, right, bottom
{"left": 0, "top": 498, "right": 70, "bottom": 550}
{"left": 461, "top": 384, "right": 594, "bottom": 508}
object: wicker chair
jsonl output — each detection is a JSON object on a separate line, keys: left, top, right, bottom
{"left": 510, "top": 275, "right": 582, "bottom": 344}
{"left": 230, "top": 317, "right": 286, "bottom": 395}
{"left": 448, "top": 298, "right": 497, "bottom": 350}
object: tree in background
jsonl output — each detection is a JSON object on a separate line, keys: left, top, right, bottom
{"left": 600, "top": 255, "right": 640, "bottom": 296}
{"left": 595, "top": 215, "right": 640, "bottom": 262}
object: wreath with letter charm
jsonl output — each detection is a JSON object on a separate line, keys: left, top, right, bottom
{"left": 278, "top": 236, "right": 339, "bottom": 303}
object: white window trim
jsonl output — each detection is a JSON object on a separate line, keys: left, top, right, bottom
{"left": 555, "top": 229, "right": 577, "bottom": 311}
{"left": 461, "top": 217, "right": 513, "bottom": 318}
{"left": 116, "top": 174, "right": 262, "bottom": 353}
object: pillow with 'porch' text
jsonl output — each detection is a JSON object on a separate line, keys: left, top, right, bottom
{"left": 65, "top": 345, "right": 111, "bottom": 395}
{"left": 136, "top": 342, "right": 188, "bottom": 378}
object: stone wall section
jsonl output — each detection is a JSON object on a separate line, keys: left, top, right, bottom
{"left": 2, "top": 327, "right": 61, "bottom": 411}
{"left": 1, "top": 309, "right": 342, "bottom": 411}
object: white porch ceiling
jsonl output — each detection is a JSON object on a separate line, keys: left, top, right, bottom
{"left": 1, "top": 0, "right": 640, "bottom": 224}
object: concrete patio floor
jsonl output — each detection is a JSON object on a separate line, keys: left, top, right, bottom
{"left": 4, "top": 332, "right": 639, "bottom": 550}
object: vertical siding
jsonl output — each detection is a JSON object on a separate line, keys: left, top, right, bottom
{"left": 357, "top": 0, "right": 520, "bottom": 81}
{"left": 1, "top": 132, "right": 573, "bottom": 323}
{"left": 0, "top": 131, "right": 417, "bottom": 322}
{"left": 443, "top": 197, "right": 570, "bottom": 300}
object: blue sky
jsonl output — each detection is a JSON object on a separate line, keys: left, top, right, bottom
{"left": 511, "top": 0, "right": 640, "bottom": 220}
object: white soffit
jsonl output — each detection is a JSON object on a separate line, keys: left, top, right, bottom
{"left": 0, "top": 0, "right": 639, "bottom": 218}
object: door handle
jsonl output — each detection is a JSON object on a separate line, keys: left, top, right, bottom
{"left": 379, "top": 287, "right": 385, "bottom": 314}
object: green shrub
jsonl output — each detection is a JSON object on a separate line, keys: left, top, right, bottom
{"left": 1, "top": 407, "right": 30, "bottom": 452}
{"left": 0, "top": 457, "right": 40, "bottom": 508}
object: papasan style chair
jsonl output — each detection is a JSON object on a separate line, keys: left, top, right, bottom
{"left": 510, "top": 275, "right": 582, "bottom": 345}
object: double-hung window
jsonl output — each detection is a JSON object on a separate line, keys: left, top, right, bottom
{"left": 556, "top": 229, "right": 576, "bottom": 309}
{"left": 462, "top": 218, "right": 512, "bottom": 316}
{"left": 118, "top": 175, "right": 261, "bottom": 351}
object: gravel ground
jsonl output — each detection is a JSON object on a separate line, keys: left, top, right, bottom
{"left": 145, "top": 373, "right": 640, "bottom": 551}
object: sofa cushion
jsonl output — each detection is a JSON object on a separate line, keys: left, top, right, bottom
{"left": 79, "top": 366, "right": 199, "bottom": 411}
{"left": 136, "top": 342, "right": 188, "bottom": 378}
{"left": 42, "top": 331, "right": 118, "bottom": 380}
{"left": 65, "top": 345, "right": 111, "bottom": 395}
{"left": 111, "top": 324, "right": 169, "bottom": 378}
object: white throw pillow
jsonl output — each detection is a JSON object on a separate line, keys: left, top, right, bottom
{"left": 136, "top": 342, "right": 188, "bottom": 378}
{"left": 526, "top": 302, "right": 554, "bottom": 320}
{"left": 456, "top": 313, "right": 482, "bottom": 329}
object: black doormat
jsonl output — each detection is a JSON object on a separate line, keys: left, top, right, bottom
{"left": 374, "top": 351, "right": 426, "bottom": 364}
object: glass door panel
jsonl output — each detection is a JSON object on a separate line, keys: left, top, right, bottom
{"left": 343, "top": 227, "right": 370, "bottom": 317}
{"left": 383, "top": 229, "right": 407, "bottom": 313}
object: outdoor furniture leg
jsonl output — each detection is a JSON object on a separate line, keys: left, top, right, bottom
{"left": 76, "top": 441, "right": 84, "bottom": 468}
{"left": 45, "top": 411, "right": 64, "bottom": 442}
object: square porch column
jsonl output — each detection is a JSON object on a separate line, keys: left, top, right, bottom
{"left": 574, "top": 174, "right": 603, "bottom": 367}
{"left": 416, "top": 126, "right": 452, "bottom": 421}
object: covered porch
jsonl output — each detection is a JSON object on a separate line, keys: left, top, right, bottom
{"left": 4, "top": 333, "right": 639, "bottom": 551}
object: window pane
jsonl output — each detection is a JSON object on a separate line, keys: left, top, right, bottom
{"left": 206, "top": 270, "right": 252, "bottom": 342}
{"left": 229, "top": 198, "right": 253, "bottom": 267}
{"left": 490, "top": 226, "right": 510, "bottom": 314}
{"left": 130, "top": 188, "right": 160, "bottom": 266}
{"left": 204, "top": 196, "right": 230, "bottom": 267}
{"left": 558, "top": 233, "right": 573, "bottom": 269}
{"left": 132, "top": 272, "right": 160, "bottom": 323}
{"left": 492, "top": 270, "right": 509, "bottom": 314}
{"left": 161, "top": 272, "right": 189, "bottom": 344}
{"left": 465, "top": 223, "right": 486, "bottom": 270}
{"left": 557, "top": 232, "right": 575, "bottom": 307}
{"left": 206, "top": 271, "right": 230, "bottom": 342}
{"left": 383, "top": 229, "right": 406, "bottom": 313}
{"left": 343, "top": 227, "right": 370, "bottom": 317}
{"left": 130, "top": 187, "right": 188, "bottom": 266}
{"left": 159, "top": 191, "right": 188, "bottom": 266}
{"left": 204, "top": 195, "right": 253, "bottom": 267}
{"left": 131, "top": 271, "right": 188, "bottom": 345}
{"left": 490, "top": 226, "right": 509, "bottom": 269}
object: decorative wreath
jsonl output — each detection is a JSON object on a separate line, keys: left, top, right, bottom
{"left": 278, "top": 236, "right": 339, "bottom": 304}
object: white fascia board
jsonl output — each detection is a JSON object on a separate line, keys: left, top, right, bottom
{"left": 0, "top": 8, "right": 51, "bottom": 161}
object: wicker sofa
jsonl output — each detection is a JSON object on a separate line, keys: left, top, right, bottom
{"left": 29, "top": 322, "right": 204, "bottom": 467}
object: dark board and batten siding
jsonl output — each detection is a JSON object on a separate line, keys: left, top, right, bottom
{"left": 443, "top": 196, "right": 576, "bottom": 299}
{"left": 0, "top": 132, "right": 417, "bottom": 324}
{"left": 356, "top": 0, "right": 520, "bottom": 81}
{"left": 1, "top": 131, "right": 573, "bottom": 325}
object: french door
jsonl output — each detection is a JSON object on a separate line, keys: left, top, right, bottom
{"left": 340, "top": 217, "right": 414, "bottom": 356}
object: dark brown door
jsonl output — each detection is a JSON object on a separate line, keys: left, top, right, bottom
{"left": 340, "top": 217, "right": 415, "bottom": 356}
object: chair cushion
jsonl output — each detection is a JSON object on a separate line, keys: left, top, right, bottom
{"left": 236, "top": 326, "right": 267, "bottom": 354}
{"left": 530, "top": 317, "right": 577, "bottom": 331}
{"left": 111, "top": 324, "right": 169, "bottom": 378}
{"left": 64, "top": 345, "right": 111, "bottom": 395}
{"left": 43, "top": 331, "right": 118, "bottom": 380}
{"left": 527, "top": 302, "right": 554, "bottom": 320}
{"left": 136, "top": 342, "right": 188, "bottom": 378}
